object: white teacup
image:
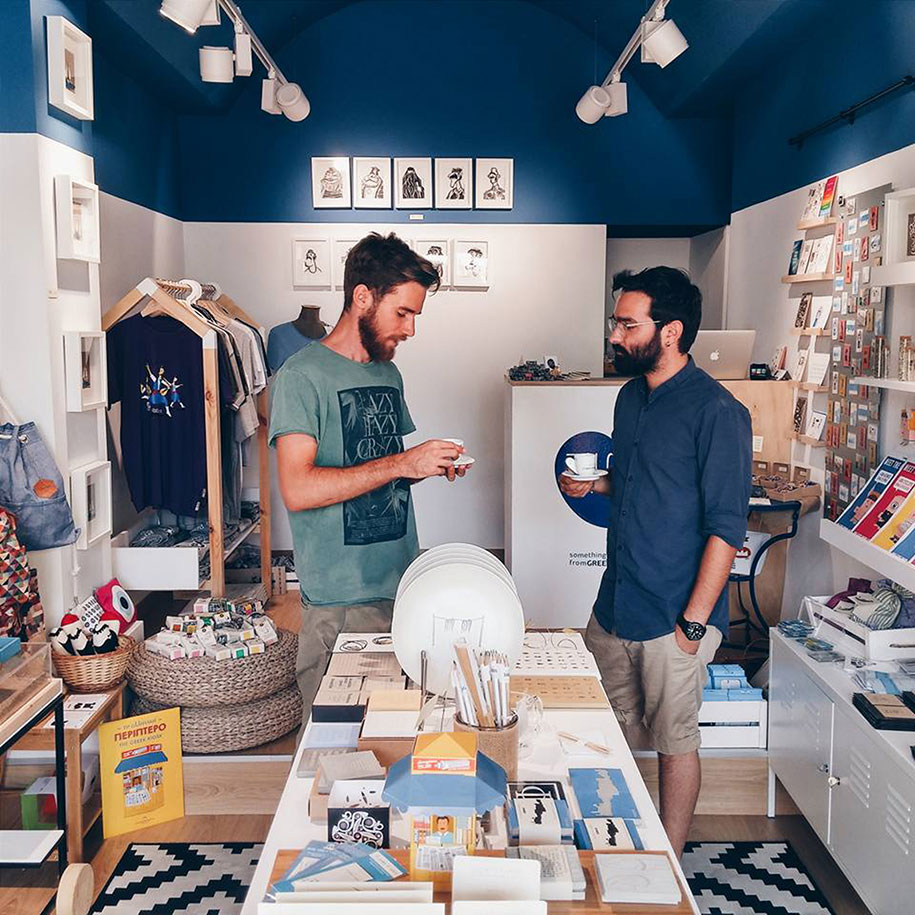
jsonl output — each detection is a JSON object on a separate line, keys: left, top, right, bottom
{"left": 565, "top": 452, "right": 598, "bottom": 475}
{"left": 443, "top": 438, "right": 464, "bottom": 449}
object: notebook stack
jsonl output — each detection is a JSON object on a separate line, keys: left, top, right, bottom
{"left": 505, "top": 846, "right": 586, "bottom": 901}
{"left": 594, "top": 852, "right": 681, "bottom": 906}
{"left": 505, "top": 781, "right": 574, "bottom": 845}
{"left": 568, "top": 767, "right": 644, "bottom": 851}
{"left": 854, "top": 692, "right": 915, "bottom": 730}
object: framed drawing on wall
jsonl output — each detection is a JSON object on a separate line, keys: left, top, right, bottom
{"left": 54, "top": 175, "right": 100, "bottom": 262}
{"left": 353, "top": 158, "right": 392, "bottom": 209}
{"left": 435, "top": 158, "right": 472, "bottom": 209}
{"left": 394, "top": 158, "right": 433, "bottom": 209}
{"left": 46, "top": 16, "right": 94, "bottom": 120}
{"left": 64, "top": 332, "right": 107, "bottom": 412}
{"left": 414, "top": 239, "right": 451, "bottom": 288}
{"left": 311, "top": 157, "right": 352, "bottom": 208}
{"left": 475, "top": 158, "right": 513, "bottom": 209}
{"left": 292, "top": 238, "right": 331, "bottom": 288}
{"left": 333, "top": 238, "right": 359, "bottom": 289}
{"left": 454, "top": 240, "right": 490, "bottom": 288}
{"left": 70, "top": 460, "right": 111, "bottom": 550}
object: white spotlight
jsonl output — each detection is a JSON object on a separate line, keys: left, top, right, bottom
{"left": 199, "top": 46, "right": 235, "bottom": 83}
{"left": 575, "top": 85, "right": 611, "bottom": 124}
{"left": 641, "top": 19, "right": 688, "bottom": 68}
{"left": 276, "top": 82, "right": 311, "bottom": 122}
{"left": 159, "top": 0, "right": 213, "bottom": 34}
{"left": 261, "top": 77, "right": 281, "bottom": 114}
{"left": 603, "top": 81, "right": 628, "bottom": 117}
{"left": 234, "top": 24, "right": 253, "bottom": 76}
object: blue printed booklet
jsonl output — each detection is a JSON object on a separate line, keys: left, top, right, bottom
{"left": 270, "top": 840, "right": 406, "bottom": 895}
{"left": 568, "top": 767, "right": 639, "bottom": 820}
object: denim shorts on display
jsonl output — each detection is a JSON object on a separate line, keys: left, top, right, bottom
{"left": 0, "top": 422, "right": 78, "bottom": 551}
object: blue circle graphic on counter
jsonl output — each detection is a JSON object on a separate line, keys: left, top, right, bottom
{"left": 554, "top": 431, "right": 614, "bottom": 528}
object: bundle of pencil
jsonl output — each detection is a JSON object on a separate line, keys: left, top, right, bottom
{"left": 451, "top": 639, "right": 512, "bottom": 728}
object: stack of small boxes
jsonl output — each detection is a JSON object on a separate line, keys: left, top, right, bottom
{"left": 702, "top": 663, "right": 763, "bottom": 702}
{"left": 144, "top": 597, "right": 278, "bottom": 661}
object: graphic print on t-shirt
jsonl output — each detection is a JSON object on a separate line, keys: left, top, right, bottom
{"left": 140, "top": 364, "right": 185, "bottom": 418}
{"left": 338, "top": 385, "right": 409, "bottom": 546}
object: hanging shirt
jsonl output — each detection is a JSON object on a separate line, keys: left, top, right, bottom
{"left": 268, "top": 342, "right": 418, "bottom": 605}
{"left": 107, "top": 315, "right": 233, "bottom": 515}
{"left": 267, "top": 322, "right": 324, "bottom": 373}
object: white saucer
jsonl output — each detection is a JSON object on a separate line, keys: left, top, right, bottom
{"left": 562, "top": 469, "right": 608, "bottom": 482}
{"left": 454, "top": 455, "right": 475, "bottom": 467}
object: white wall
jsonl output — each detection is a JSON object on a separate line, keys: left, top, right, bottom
{"left": 183, "top": 222, "right": 606, "bottom": 550}
{"left": 689, "top": 227, "right": 729, "bottom": 329}
{"left": 604, "top": 237, "right": 690, "bottom": 325}
{"left": 727, "top": 141, "right": 915, "bottom": 616}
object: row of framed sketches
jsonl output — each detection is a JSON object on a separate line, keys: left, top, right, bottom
{"left": 293, "top": 238, "right": 490, "bottom": 289}
{"left": 312, "top": 157, "right": 513, "bottom": 210}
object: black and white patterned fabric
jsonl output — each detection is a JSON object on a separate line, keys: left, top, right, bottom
{"left": 91, "top": 843, "right": 262, "bottom": 915}
{"left": 682, "top": 841, "right": 834, "bottom": 915}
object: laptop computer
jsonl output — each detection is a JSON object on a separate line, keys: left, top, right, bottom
{"left": 690, "top": 330, "right": 757, "bottom": 380}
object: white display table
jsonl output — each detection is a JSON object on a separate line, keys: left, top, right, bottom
{"left": 242, "top": 702, "right": 699, "bottom": 914}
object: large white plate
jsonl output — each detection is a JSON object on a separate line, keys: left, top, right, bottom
{"left": 398, "top": 546, "right": 515, "bottom": 597}
{"left": 397, "top": 555, "right": 516, "bottom": 601}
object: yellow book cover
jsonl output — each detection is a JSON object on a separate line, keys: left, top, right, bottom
{"left": 99, "top": 707, "right": 184, "bottom": 837}
{"left": 872, "top": 489, "right": 915, "bottom": 550}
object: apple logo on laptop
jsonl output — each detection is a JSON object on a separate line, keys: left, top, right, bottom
{"left": 710, "top": 350, "right": 720, "bottom": 362}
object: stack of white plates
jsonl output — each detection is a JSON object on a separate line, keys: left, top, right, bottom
{"left": 392, "top": 543, "right": 525, "bottom": 696}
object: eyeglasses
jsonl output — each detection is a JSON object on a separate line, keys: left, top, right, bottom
{"left": 608, "top": 315, "right": 662, "bottom": 335}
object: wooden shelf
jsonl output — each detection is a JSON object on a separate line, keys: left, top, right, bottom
{"left": 781, "top": 272, "right": 836, "bottom": 284}
{"left": 790, "top": 327, "right": 830, "bottom": 336}
{"left": 797, "top": 216, "right": 837, "bottom": 230}
{"left": 790, "top": 433, "right": 826, "bottom": 447}
{"left": 821, "top": 518, "right": 915, "bottom": 591}
{"left": 790, "top": 382, "right": 828, "bottom": 392}
{"left": 871, "top": 261, "right": 915, "bottom": 287}
{"left": 850, "top": 376, "right": 915, "bottom": 393}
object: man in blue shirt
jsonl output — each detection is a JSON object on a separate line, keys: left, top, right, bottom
{"left": 561, "top": 267, "right": 751, "bottom": 857}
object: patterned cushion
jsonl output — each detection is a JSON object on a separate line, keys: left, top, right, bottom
{"left": 850, "top": 588, "right": 901, "bottom": 630}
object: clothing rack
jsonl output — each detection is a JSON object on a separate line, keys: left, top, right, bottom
{"left": 102, "top": 277, "right": 271, "bottom": 598}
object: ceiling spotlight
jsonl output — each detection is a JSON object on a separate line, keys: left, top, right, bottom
{"left": 261, "top": 77, "right": 281, "bottom": 114}
{"left": 603, "top": 81, "right": 628, "bottom": 117}
{"left": 199, "top": 46, "right": 235, "bottom": 83}
{"left": 234, "top": 23, "right": 253, "bottom": 77}
{"left": 575, "top": 85, "right": 611, "bottom": 124}
{"left": 641, "top": 18, "right": 689, "bottom": 68}
{"left": 275, "top": 82, "right": 311, "bottom": 122}
{"left": 159, "top": 0, "right": 214, "bottom": 34}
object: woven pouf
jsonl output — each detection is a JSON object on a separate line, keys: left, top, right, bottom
{"left": 127, "top": 628, "right": 298, "bottom": 708}
{"left": 132, "top": 683, "right": 303, "bottom": 753}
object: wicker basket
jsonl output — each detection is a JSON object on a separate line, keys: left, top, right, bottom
{"left": 132, "top": 683, "right": 303, "bottom": 753}
{"left": 127, "top": 628, "right": 298, "bottom": 708}
{"left": 52, "top": 636, "right": 135, "bottom": 693}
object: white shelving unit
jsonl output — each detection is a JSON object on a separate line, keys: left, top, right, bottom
{"left": 820, "top": 518, "right": 915, "bottom": 592}
{"left": 850, "top": 376, "right": 915, "bottom": 393}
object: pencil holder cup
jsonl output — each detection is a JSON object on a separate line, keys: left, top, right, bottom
{"left": 454, "top": 711, "right": 519, "bottom": 781}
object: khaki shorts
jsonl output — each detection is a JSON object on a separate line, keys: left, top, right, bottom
{"left": 297, "top": 599, "right": 394, "bottom": 723}
{"left": 584, "top": 613, "right": 722, "bottom": 756}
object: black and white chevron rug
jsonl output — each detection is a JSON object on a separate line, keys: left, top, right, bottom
{"left": 682, "top": 841, "right": 834, "bottom": 914}
{"left": 91, "top": 843, "right": 262, "bottom": 914}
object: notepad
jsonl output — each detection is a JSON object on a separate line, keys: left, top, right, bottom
{"left": 594, "top": 852, "right": 681, "bottom": 905}
{"left": 316, "top": 751, "right": 385, "bottom": 794}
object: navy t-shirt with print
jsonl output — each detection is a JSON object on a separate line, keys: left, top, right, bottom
{"left": 107, "top": 315, "right": 232, "bottom": 515}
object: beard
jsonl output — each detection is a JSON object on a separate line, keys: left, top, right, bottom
{"left": 612, "top": 328, "right": 662, "bottom": 376}
{"left": 358, "top": 306, "right": 398, "bottom": 362}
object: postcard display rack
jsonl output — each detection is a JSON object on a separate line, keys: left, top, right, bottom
{"left": 823, "top": 184, "right": 892, "bottom": 520}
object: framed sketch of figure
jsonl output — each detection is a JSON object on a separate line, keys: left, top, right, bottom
{"left": 394, "top": 158, "right": 432, "bottom": 209}
{"left": 311, "top": 157, "right": 352, "bottom": 209}
{"left": 292, "top": 238, "right": 331, "bottom": 288}
{"left": 353, "top": 158, "right": 392, "bottom": 209}
{"left": 454, "top": 240, "right": 489, "bottom": 288}
{"left": 414, "top": 239, "right": 451, "bottom": 288}
{"left": 475, "top": 158, "right": 513, "bottom": 209}
{"left": 435, "top": 158, "right": 472, "bottom": 209}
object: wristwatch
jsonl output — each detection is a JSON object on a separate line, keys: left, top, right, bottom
{"left": 676, "top": 613, "right": 707, "bottom": 642}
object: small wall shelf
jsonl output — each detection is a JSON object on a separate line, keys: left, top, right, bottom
{"left": 790, "top": 433, "right": 826, "bottom": 447}
{"left": 789, "top": 382, "right": 829, "bottom": 392}
{"left": 791, "top": 328, "right": 830, "bottom": 337}
{"left": 797, "top": 217, "right": 838, "bottom": 230}
{"left": 850, "top": 376, "right": 915, "bottom": 393}
{"left": 781, "top": 273, "right": 836, "bottom": 284}
{"left": 821, "top": 518, "right": 915, "bottom": 592}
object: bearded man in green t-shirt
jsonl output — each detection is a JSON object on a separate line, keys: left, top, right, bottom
{"left": 269, "top": 232, "right": 469, "bottom": 718}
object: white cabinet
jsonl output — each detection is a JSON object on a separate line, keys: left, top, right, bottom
{"left": 769, "top": 635, "right": 834, "bottom": 843}
{"left": 769, "top": 631, "right": 915, "bottom": 915}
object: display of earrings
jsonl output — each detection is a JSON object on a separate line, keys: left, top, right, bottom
{"left": 874, "top": 335, "right": 889, "bottom": 378}
{"left": 899, "top": 336, "right": 915, "bottom": 381}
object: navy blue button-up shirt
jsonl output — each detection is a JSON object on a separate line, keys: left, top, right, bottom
{"left": 593, "top": 357, "right": 752, "bottom": 641}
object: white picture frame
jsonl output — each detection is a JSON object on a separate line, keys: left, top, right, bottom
{"left": 414, "top": 239, "right": 451, "bottom": 288}
{"left": 311, "top": 157, "right": 351, "bottom": 208}
{"left": 292, "top": 238, "right": 331, "bottom": 288}
{"left": 394, "top": 158, "right": 433, "bottom": 209}
{"left": 333, "top": 238, "right": 359, "bottom": 290}
{"left": 70, "top": 460, "right": 111, "bottom": 550}
{"left": 454, "top": 240, "right": 490, "bottom": 288}
{"left": 64, "top": 332, "right": 107, "bottom": 412}
{"left": 883, "top": 187, "right": 915, "bottom": 264}
{"left": 352, "top": 157, "right": 392, "bottom": 209}
{"left": 475, "top": 158, "right": 513, "bottom": 209}
{"left": 435, "top": 158, "right": 473, "bottom": 209}
{"left": 54, "top": 175, "right": 100, "bottom": 262}
{"left": 46, "top": 16, "right": 94, "bottom": 121}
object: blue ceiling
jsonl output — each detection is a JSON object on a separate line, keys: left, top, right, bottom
{"left": 88, "top": 0, "right": 830, "bottom": 117}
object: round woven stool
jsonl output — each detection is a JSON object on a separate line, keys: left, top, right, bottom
{"left": 132, "top": 683, "right": 303, "bottom": 753}
{"left": 127, "top": 628, "right": 297, "bottom": 707}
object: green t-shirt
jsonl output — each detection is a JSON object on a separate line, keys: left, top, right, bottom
{"left": 268, "top": 342, "right": 419, "bottom": 605}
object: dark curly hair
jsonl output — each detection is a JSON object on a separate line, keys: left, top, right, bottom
{"left": 343, "top": 232, "right": 440, "bottom": 310}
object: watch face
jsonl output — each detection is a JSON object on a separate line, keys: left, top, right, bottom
{"left": 680, "top": 619, "right": 705, "bottom": 641}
